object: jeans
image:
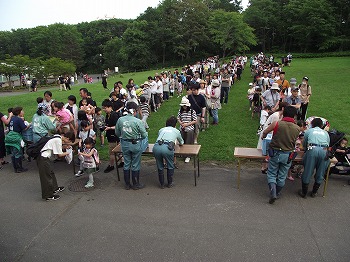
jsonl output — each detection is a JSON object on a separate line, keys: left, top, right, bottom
{"left": 267, "top": 150, "right": 292, "bottom": 187}
{"left": 211, "top": 109, "right": 218, "bottom": 124}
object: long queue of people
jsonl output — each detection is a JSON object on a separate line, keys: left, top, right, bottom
{"left": 0, "top": 54, "right": 251, "bottom": 201}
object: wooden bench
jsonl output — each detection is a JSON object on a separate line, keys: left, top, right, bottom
{"left": 233, "top": 147, "right": 337, "bottom": 197}
{"left": 113, "top": 144, "right": 202, "bottom": 186}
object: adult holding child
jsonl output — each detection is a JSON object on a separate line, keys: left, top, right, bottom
{"left": 153, "top": 116, "right": 184, "bottom": 188}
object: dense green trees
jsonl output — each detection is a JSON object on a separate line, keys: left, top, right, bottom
{"left": 0, "top": 0, "right": 348, "bottom": 74}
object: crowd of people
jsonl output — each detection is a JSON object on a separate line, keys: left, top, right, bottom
{"left": 0, "top": 53, "right": 348, "bottom": 203}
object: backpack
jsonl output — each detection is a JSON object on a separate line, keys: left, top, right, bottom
{"left": 91, "top": 148, "right": 100, "bottom": 171}
{"left": 26, "top": 135, "right": 59, "bottom": 159}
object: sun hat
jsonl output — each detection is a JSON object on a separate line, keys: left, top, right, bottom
{"left": 248, "top": 82, "right": 253, "bottom": 86}
{"left": 199, "top": 80, "right": 207, "bottom": 85}
{"left": 211, "top": 79, "right": 220, "bottom": 87}
{"left": 143, "top": 81, "right": 149, "bottom": 86}
{"left": 179, "top": 97, "right": 191, "bottom": 107}
{"left": 270, "top": 83, "right": 280, "bottom": 90}
{"left": 290, "top": 78, "right": 297, "bottom": 84}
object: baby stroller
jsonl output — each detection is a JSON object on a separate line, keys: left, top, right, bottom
{"left": 327, "top": 130, "right": 350, "bottom": 177}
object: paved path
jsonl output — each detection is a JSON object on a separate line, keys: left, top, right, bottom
{"left": 1, "top": 158, "right": 350, "bottom": 261}
{"left": 0, "top": 74, "right": 101, "bottom": 97}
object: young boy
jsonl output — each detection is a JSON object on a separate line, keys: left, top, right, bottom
{"left": 139, "top": 96, "right": 150, "bottom": 129}
{"left": 93, "top": 107, "right": 105, "bottom": 147}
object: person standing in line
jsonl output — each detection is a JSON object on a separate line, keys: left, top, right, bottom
{"left": 0, "top": 111, "right": 13, "bottom": 169}
{"left": 102, "top": 74, "right": 108, "bottom": 89}
{"left": 153, "top": 116, "right": 184, "bottom": 188}
{"left": 210, "top": 79, "right": 221, "bottom": 125}
{"left": 58, "top": 75, "right": 66, "bottom": 91}
{"left": 298, "top": 76, "right": 312, "bottom": 121}
{"left": 298, "top": 118, "right": 330, "bottom": 198}
{"left": 36, "top": 131, "right": 76, "bottom": 201}
{"left": 220, "top": 68, "right": 231, "bottom": 104}
{"left": 262, "top": 106, "right": 300, "bottom": 204}
{"left": 115, "top": 102, "right": 148, "bottom": 190}
{"left": 101, "top": 99, "right": 122, "bottom": 173}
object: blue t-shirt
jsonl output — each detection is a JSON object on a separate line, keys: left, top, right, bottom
{"left": 9, "top": 116, "right": 27, "bottom": 133}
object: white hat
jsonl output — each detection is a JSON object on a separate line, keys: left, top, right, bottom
{"left": 211, "top": 79, "right": 220, "bottom": 87}
{"left": 179, "top": 96, "right": 191, "bottom": 107}
{"left": 248, "top": 83, "right": 253, "bottom": 86}
{"left": 270, "top": 83, "right": 280, "bottom": 91}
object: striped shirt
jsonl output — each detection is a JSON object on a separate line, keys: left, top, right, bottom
{"left": 140, "top": 103, "right": 149, "bottom": 116}
{"left": 177, "top": 109, "right": 197, "bottom": 132}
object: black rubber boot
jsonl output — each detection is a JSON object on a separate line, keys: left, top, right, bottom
{"left": 268, "top": 183, "right": 277, "bottom": 204}
{"left": 158, "top": 169, "right": 165, "bottom": 189}
{"left": 11, "top": 156, "right": 16, "bottom": 172}
{"left": 298, "top": 183, "right": 309, "bottom": 198}
{"left": 17, "top": 157, "right": 28, "bottom": 173}
{"left": 132, "top": 171, "right": 144, "bottom": 190}
{"left": 276, "top": 185, "right": 283, "bottom": 198}
{"left": 167, "top": 169, "right": 174, "bottom": 188}
{"left": 123, "top": 169, "right": 131, "bottom": 190}
{"left": 310, "top": 183, "right": 321, "bottom": 198}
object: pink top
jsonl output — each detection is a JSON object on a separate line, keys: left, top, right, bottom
{"left": 56, "top": 108, "right": 71, "bottom": 125}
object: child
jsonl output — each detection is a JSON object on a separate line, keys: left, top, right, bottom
{"left": 64, "top": 95, "right": 78, "bottom": 131}
{"left": 37, "top": 97, "right": 50, "bottom": 115}
{"left": 78, "top": 137, "right": 100, "bottom": 188}
{"left": 251, "top": 86, "right": 263, "bottom": 117}
{"left": 93, "top": 107, "right": 105, "bottom": 147}
{"left": 334, "top": 138, "right": 349, "bottom": 164}
{"left": 247, "top": 83, "right": 255, "bottom": 110}
{"left": 139, "top": 96, "right": 150, "bottom": 129}
{"left": 80, "top": 98, "right": 95, "bottom": 123}
{"left": 257, "top": 105, "right": 271, "bottom": 136}
{"left": 75, "top": 120, "right": 96, "bottom": 177}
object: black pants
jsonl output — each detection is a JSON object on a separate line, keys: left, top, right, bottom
{"left": 220, "top": 86, "right": 229, "bottom": 104}
{"left": 37, "top": 156, "right": 58, "bottom": 199}
{"left": 298, "top": 102, "right": 308, "bottom": 121}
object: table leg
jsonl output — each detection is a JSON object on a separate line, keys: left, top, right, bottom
{"left": 237, "top": 158, "right": 241, "bottom": 189}
{"left": 197, "top": 155, "right": 200, "bottom": 177}
{"left": 322, "top": 163, "right": 331, "bottom": 197}
{"left": 194, "top": 156, "right": 197, "bottom": 186}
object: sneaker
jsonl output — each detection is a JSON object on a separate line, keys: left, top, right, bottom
{"left": 75, "top": 170, "right": 84, "bottom": 177}
{"left": 185, "top": 157, "right": 190, "bottom": 163}
{"left": 54, "top": 186, "right": 65, "bottom": 194}
{"left": 167, "top": 182, "right": 174, "bottom": 188}
{"left": 85, "top": 182, "right": 94, "bottom": 188}
{"left": 46, "top": 195, "right": 60, "bottom": 201}
{"left": 132, "top": 183, "right": 145, "bottom": 190}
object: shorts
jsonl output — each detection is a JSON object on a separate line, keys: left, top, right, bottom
{"left": 108, "top": 141, "right": 117, "bottom": 156}
{"left": 96, "top": 128, "right": 105, "bottom": 137}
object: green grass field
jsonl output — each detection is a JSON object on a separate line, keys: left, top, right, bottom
{"left": 1, "top": 57, "right": 349, "bottom": 162}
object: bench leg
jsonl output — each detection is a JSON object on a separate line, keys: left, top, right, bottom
{"left": 322, "top": 163, "right": 332, "bottom": 197}
{"left": 197, "top": 155, "right": 200, "bottom": 177}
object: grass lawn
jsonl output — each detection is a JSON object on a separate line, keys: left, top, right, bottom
{"left": 1, "top": 57, "right": 349, "bottom": 163}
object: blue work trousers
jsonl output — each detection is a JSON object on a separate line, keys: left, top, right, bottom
{"left": 302, "top": 147, "right": 330, "bottom": 184}
{"left": 121, "top": 137, "right": 148, "bottom": 171}
{"left": 152, "top": 143, "right": 175, "bottom": 171}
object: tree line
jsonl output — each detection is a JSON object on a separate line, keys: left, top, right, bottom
{"left": 0, "top": 0, "right": 348, "bottom": 74}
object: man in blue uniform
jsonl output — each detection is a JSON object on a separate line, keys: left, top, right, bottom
{"left": 115, "top": 102, "right": 148, "bottom": 190}
{"left": 153, "top": 116, "right": 184, "bottom": 188}
{"left": 299, "top": 118, "right": 330, "bottom": 198}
